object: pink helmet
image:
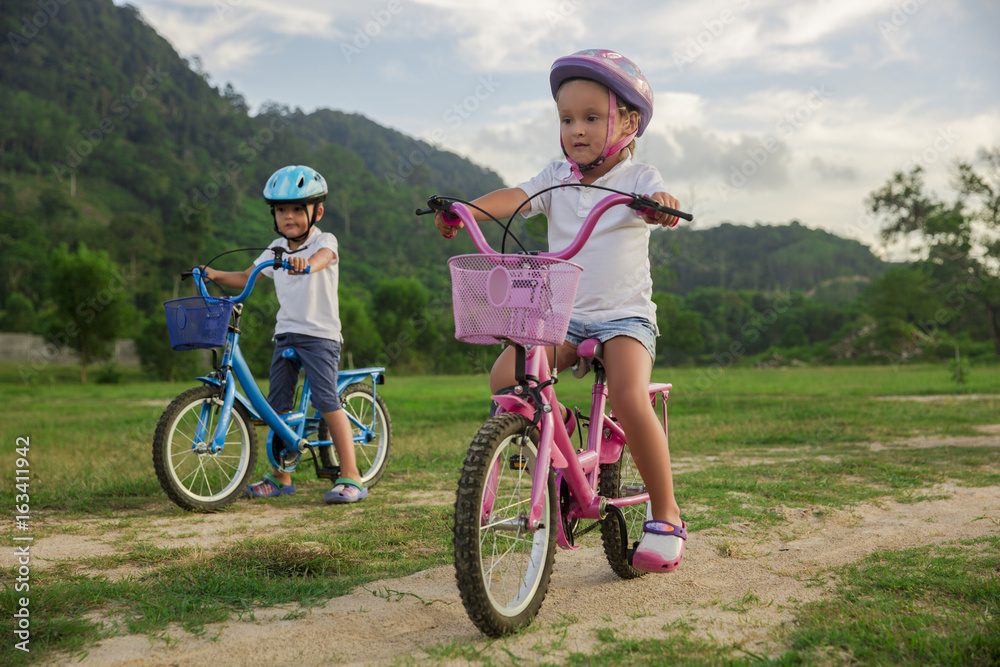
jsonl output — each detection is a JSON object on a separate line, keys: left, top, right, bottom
{"left": 549, "top": 49, "right": 654, "bottom": 177}
{"left": 549, "top": 49, "right": 654, "bottom": 136}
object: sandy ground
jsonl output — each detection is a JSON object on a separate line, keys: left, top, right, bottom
{"left": 20, "top": 428, "right": 1000, "bottom": 666}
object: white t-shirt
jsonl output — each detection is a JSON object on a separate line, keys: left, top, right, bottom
{"left": 517, "top": 157, "right": 666, "bottom": 324}
{"left": 254, "top": 227, "right": 342, "bottom": 341}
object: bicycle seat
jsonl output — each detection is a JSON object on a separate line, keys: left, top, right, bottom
{"left": 571, "top": 338, "right": 603, "bottom": 379}
{"left": 281, "top": 347, "right": 303, "bottom": 369}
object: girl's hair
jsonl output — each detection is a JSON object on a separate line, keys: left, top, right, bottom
{"left": 557, "top": 77, "right": 642, "bottom": 156}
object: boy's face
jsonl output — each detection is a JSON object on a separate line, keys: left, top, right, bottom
{"left": 274, "top": 202, "right": 322, "bottom": 239}
{"left": 556, "top": 79, "right": 636, "bottom": 166}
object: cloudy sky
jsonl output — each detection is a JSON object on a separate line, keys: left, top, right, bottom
{"left": 118, "top": 0, "right": 999, "bottom": 253}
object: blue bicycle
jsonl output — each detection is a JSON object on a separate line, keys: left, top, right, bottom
{"left": 152, "top": 252, "right": 391, "bottom": 512}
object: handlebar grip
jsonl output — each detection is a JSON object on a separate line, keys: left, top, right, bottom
{"left": 629, "top": 194, "right": 693, "bottom": 223}
{"left": 280, "top": 259, "right": 311, "bottom": 274}
{"left": 416, "top": 203, "right": 462, "bottom": 225}
{"left": 662, "top": 207, "right": 693, "bottom": 222}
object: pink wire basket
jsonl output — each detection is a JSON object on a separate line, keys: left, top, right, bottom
{"left": 448, "top": 254, "right": 583, "bottom": 346}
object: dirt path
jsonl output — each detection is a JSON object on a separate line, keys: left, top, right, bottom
{"left": 25, "top": 431, "right": 1000, "bottom": 665}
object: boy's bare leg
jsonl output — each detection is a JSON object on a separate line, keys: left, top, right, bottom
{"left": 323, "top": 409, "right": 360, "bottom": 482}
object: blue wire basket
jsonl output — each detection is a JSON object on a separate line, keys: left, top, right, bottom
{"left": 163, "top": 296, "right": 234, "bottom": 351}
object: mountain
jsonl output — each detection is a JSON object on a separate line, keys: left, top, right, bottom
{"left": 650, "top": 220, "right": 887, "bottom": 300}
{"left": 0, "top": 0, "right": 505, "bottom": 287}
{"left": 1, "top": 0, "right": 912, "bottom": 375}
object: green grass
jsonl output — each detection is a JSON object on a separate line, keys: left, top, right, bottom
{"left": 0, "top": 361, "right": 998, "bottom": 665}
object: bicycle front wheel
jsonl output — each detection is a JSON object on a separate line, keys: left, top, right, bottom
{"left": 317, "top": 382, "right": 392, "bottom": 487}
{"left": 153, "top": 386, "right": 258, "bottom": 512}
{"left": 599, "top": 440, "right": 648, "bottom": 579}
{"left": 453, "top": 413, "right": 556, "bottom": 637}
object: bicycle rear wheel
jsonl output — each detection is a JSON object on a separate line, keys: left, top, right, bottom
{"left": 453, "top": 413, "right": 556, "bottom": 637}
{"left": 153, "top": 385, "right": 258, "bottom": 512}
{"left": 599, "top": 440, "right": 648, "bottom": 579}
{"left": 317, "top": 382, "right": 392, "bottom": 487}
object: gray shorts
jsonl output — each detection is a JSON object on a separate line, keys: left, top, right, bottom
{"left": 268, "top": 333, "right": 343, "bottom": 413}
{"left": 564, "top": 317, "right": 658, "bottom": 362}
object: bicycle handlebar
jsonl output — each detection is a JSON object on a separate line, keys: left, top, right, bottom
{"left": 416, "top": 192, "right": 693, "bottom": 261}
{"left": 188, "top": 259, "right": 310, "bottom": 303}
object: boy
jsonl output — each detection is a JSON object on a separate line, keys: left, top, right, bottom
{"left": 202, "top": 165, "right": 366, "bottom": 504}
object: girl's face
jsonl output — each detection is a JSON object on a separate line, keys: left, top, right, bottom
{"left": 274, "top": 202, "right": 320, "bottom": 239}
{"left": 556, "top": 79, "right": 637, "bottom": 168}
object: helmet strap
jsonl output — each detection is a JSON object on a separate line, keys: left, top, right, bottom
{"left": 271, "top": 201, "right": 320, "bottom": 244}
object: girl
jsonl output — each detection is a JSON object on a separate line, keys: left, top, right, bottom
{"left": 437, "top": 49, "right": 686, "bottom": 572}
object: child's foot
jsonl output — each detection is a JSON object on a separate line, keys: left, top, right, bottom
{"left": 324, "top": 477, "right": 368, "bottom": 505}
{"left": 245, "top": 473, "right": 296, "bottom": 498}
{"left": 632, "top": 520, "right": 686, "bottom": 572}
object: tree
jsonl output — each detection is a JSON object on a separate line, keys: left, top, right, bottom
{"left": 134, "top": 308, "right": 201, "bottom": 381}
{"left": 48, "top": 244, "right": 134, "bottom": 383}
{"left": 867, "top": 149, "right": 1000, "bottom": 354}
{"left": 1, "top": 292, "right": 36, "bottom": 332}
{"left": 373, "top": 277, "right": 435, "bottom": 373}
{"left": 653, "top": 292, "right": 703, "bottom": 364}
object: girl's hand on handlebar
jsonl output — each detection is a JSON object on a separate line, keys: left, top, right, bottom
{"left": 435, "top": 210, "right": 464, "bottom": 239}
{"left": 641, "top": 192, "right": 682, "bottom": 228}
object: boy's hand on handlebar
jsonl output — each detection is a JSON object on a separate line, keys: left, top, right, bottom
{"left": 435, "top": 211, "right": 464, "bottom": 239}
{"left": 641, "top": 192, "right": 682, "bottom": 228}
{"left": 287, "top": 255, "right": 309, "bottom": 274}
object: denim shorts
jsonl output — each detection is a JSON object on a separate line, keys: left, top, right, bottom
{"left": 564, "top": 317, "right": 658, "bottom": 362}
{"left": 268, "top": 333, "right": 343, "bottom": 413}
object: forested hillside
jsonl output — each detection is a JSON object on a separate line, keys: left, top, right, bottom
{"left": 659, "top": 221, "right": 885, "bottom": 298}
{"left": 2, "top": 0, "right": 994, "bottom": 380}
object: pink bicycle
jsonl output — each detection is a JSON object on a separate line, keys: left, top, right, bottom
{"left": 418, "top": 188, "right": 693, "bottom": 636}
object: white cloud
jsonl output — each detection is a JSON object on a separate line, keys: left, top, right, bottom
{"left": 116, "top": 0, "right": 999, "bottom": 251}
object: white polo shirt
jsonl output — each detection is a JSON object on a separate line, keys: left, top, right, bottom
{"left": 254, "top": 227, "right": 342, "bottom": 341}
{"left": 517, "top": 157, "right": 666, "bottom": 324}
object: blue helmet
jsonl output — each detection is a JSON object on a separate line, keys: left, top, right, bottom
{"left": 263, "top": 165, "right": 327, "bottom": 241}
{"left": 262, "top": 165, "right": 328, "bottom": 205}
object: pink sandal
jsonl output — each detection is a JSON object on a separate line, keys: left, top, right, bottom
{"left": 632, "top": 520, "right": 686, "bottom": 572}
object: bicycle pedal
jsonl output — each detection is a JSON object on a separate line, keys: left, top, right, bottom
{"left": 316, "top": 467, "right": 341, "bottom": 480}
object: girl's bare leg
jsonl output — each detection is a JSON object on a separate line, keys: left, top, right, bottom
{"left": 602, "top": 336, "right": 681, "bottom": 526}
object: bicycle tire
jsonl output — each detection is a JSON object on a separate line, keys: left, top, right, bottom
{"left": 599, "top": 440, "right": 648, "bottom": 579}
{"left": 153, "top": 385, "right": 258, "bottom": 512}
{"left": 453, "top": 413, "right": 556, "bottom": 637}
{"left": 317, "top": 382, "right": 392, "bottom": 488}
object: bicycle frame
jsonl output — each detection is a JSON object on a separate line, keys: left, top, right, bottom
{"left": 493, "top": 345, "right": 670, "bottom": 541}
{"left": 190, "top": 263, "right": 386, "bottom": 470}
